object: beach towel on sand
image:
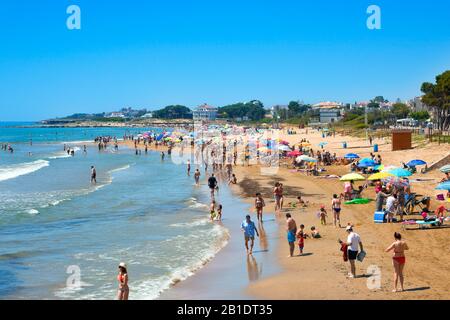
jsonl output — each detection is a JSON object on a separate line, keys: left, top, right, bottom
{"left": 345, "top": 198, "right": 371, "bottom": 205}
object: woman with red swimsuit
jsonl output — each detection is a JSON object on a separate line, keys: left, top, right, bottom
{"left": 385, "top": 232, "right": 409, "bottom": 292}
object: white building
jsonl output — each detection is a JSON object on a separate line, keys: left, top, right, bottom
{"left": 312, "top": 102, "right": 344, "bottom": 124}
{"left": 193, "top": 104, "right": 218, "bottom": 121}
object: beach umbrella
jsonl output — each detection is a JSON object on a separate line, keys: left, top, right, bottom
{"left": 344, "top": 153, "right": 360, "bottom": 159}
{"left": 440, "top": 165, "right": 450, "bottom": 173}
{"left": 406, "top": 159, "right": 427, "bottom": 167}
{"left": 388, "top": 168, "right": 413, "bottom": 177}
{"left": 368, "top": 172, "right": 394, "bottom": 181}
{"left": 278, "top": 145, "right": 291, "bottom": 151}
{"left": 340, "top": 173, "right": 366, "bottom": 181}
{"left": 299, "top": 142, "right": 311, "bottom": 147}
{"left": 296, "top": 155, "right": 317, "bottom": 163}
{"left": 435, "top": 182, "right": 450, "bottom": 191}
{"left": 279, "top": 140, "right": 290, "bottom": 145}
{"left": 374, "top": 164, "right": 384, "bottom": 171}
{"left": 358, "top": 158, "right": 376, "bottom": 168}
{"left": 318, "top": 142, "right": 328, "bottom": 147}
{"left": 287, "top": 151, "right": 301, "bottom": 157}
{"left": 382, "top": 176, "right": 410, "bottom": 188}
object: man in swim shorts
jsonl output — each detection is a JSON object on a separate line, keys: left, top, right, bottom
{"left": 286, "top": 213, "right": 297, "bottom": 257}
{"left": 241, "top": 215, "right": 259, "bottom": 255}
{"left": 208, "top": 174, "right": 218, "bottom": 199}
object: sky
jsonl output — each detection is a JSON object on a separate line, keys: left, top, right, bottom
{"left": 0, "top": 0, "right": 449, "bottom": 121}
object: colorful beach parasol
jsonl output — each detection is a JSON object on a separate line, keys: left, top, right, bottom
{"left": 287, "top": 150, "right": 302, "bottom": 157}
{"left": 435, "top": 182, "right": 450, "bottom": 191}
{"left": 358, "top": 158, "right": 376, "bottom": 168}
{"left": 368, "top": 172, "right": 394, "bottom": 181}
{"left": 406, "top": 159, "right": 427, "bottom": 167}
{"left": 388, "top": 168, "right": 413, "bottom": 177}
{"left": 340, "top": 173, "right": 366, "bottom": 181}
{"left": 440, "top": 165, "right": 450, "bottom": 173}
{"left": 278, "top": 145, "right": 291, "bottom": 151}
{"left": 296, "top": 155, "right": 317, "bottom": 163}
{"left": 344, "top": 153, "right": 360, "bottom": 159}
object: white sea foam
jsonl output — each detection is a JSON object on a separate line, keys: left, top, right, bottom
{"left": 131, "top": 224, "right": 229, "bottom": 300}
{"left": 26, "top": 209, "right": 39, "bottom": 215}
{"left": 0, "top": 160, "right": 49, "bottom": 182}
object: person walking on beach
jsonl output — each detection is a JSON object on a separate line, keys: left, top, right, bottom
{"left": 385, "top": 232, "right": 408, "bottom": 292}
{"left": 273, "top": 183, "right": 283, "bottom": 212}
{"left": 208, "top": 174, "right": 218, "bottom": 199}
{"left": 241, "top": 215, "right": 259, "bottom": 255}
{"left": 286, "top": 213, "right": 297, "bottom": 257}
{"left": 194, "top": 169, "right": 201, "bottom": 185}
{"left": 90, "top": 166, "right": 97, "bottom": 184}
{"left": 187, "top": 160, "right": 191, "bottom": 176}
{"left": 255, "top": 193, "right": 265, "bottom": 221}
{"left": 318, "top": 206, "right": 328, "bottom": 225}
{"left": 117, "top": 262, "right": 129, "bottom": 300}
{"left": 332, "top": 194, "right": 342, "bottom": 228}
{"left": 385, "top": 193, "right": 398, "bottom": 223}
{"left": 339, "top": 226, "right": 363, "bottom": 278}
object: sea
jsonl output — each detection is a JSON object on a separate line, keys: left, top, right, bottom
{"left": 0, "top": 122, "right": 230, "bottom": 299}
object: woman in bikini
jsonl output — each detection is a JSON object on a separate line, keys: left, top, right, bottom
{"left": 331, "top": 194, "right": 342, "bottom": 228}
{"left": 117, "top": 262, "right": 129, "bottom": 300}
{"left": 255, "top": 193, "right": 266, "bottom": 221}
{"left": 385, "top": 232, "right": 409, "bottom": 292}
{"left": 273, "top": 183, "right": 282, "bottom": 212}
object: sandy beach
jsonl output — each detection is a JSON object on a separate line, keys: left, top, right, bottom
{"left": 121, "top": 126, "right": 449, "bottom": 300}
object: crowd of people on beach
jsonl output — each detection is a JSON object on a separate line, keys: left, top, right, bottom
{"left": 41, "top": 125, "right": 445, "bottom": 299}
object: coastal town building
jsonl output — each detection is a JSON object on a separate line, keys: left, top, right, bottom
{"left": 193, "top": 104, "right": 218, "bottom": 121}
{"left": 312, "top": 102, "right": 344, "bottom": 124}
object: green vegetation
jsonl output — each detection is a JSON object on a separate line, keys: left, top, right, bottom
{"left": 421, "top": 70, "right": 450, "bottom": 131}
{"left": 218, "top": 100, "right": 266, "bottom": 121}
{"left": 410, "top": 110, "right": 430, "bottom": 121}
{"left": 153, "top": 105, "right": 193, "bottom": 119}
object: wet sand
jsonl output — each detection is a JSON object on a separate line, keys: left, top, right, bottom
{"left": 158, "top": 178, "right": 281, "bottom": 300}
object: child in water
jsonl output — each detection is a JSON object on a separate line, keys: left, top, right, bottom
{"left": 217, "top": 204, "right": 223, "bottom": 221}
{"left": 210, "top": 200, "right": 216, "bottom": 221}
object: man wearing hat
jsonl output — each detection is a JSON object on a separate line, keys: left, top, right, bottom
{"left": 340, "top": 226, "right": 364, "bottom": 278}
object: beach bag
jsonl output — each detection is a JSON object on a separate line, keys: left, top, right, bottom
{"left": 357, "top": 250, "right": 366, "bottom": 262}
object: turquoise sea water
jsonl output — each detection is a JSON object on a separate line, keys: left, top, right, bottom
{"left": 0, "top": 123, "right": 230, "bottom": 299}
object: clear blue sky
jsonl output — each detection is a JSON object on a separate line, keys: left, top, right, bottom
{"left": 0, "top": 0, "right": 449, "bottom": 120}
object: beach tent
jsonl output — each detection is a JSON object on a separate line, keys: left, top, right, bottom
{"left": 368, "top": 172, "right": 394, "bottom": 181}
{"left": 407, "top": 159, "right": 427, "bottom": 167}
{"left": 388, "top": 168, "right": 413, "bottom": 177}
{"left": 340, "top": 173, "right": 366, "bottom": 181}
{"left": 296, "top": 155, "right": 317, "bottom": 163}
{"left": 344, "top": 153, "right": 360, "bottom": 159}
{"left": 440, "top": 165, "right": 450, "bottom": 173}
